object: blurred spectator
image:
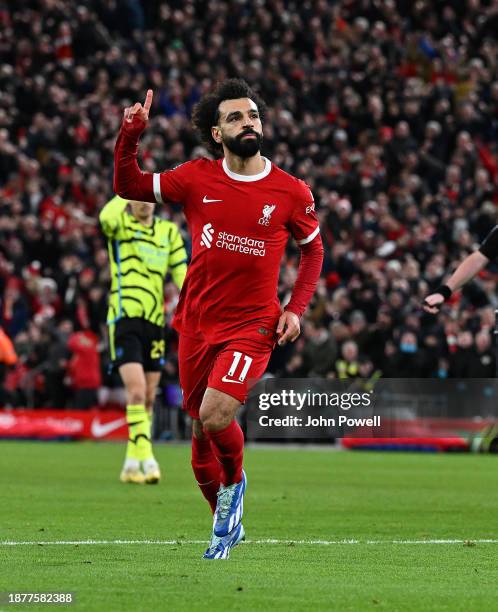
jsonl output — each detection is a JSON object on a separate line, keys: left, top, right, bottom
{"left": 385, "top": 331, "right": 438, "bottom": 378}
{"left": 0, "top": 325, "right": 17, "bottom": 405}
{"left": 67, "top": 329, "right": 101, "bottom": 409}
{"left": 449, "top": 331, "right": 475, "bottom": 378}
{"left": 335, "top": 340, "right": 360, "bottom": 379}
{"left": 44, "top": 320, "right": 72, "bottom": 408}
{"left": 469, "top": 330, "right": 495, "bottom": 377}
{"left": 301, "top": 321, "right": 338, "bottom": 376}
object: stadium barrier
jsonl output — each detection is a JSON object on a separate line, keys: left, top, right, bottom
{"left": 0, "top": 408, "right": 128, "bottom": 440}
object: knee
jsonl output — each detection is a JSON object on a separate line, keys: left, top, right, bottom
{"left": 199, "top": 406, "right": 231, "bottom": 433}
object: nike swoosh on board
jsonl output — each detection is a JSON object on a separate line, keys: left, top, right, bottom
{"left": 91, "top": 417, "right": 128, "bottom": 438}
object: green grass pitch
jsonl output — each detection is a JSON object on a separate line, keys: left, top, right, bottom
{"left": 1, "top": 442, "right": 497, "bottom": 611}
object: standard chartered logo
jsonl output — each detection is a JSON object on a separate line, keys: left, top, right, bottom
{"left": 200, "top": 222, "right": 265, "bottom": 256}
{"left": 200, "top": 223, "right": 214, "bottom": 248}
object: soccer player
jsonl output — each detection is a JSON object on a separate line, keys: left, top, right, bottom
{"left": 99, "top": 195, "right": 187, "bottom": 484}
{"left": 423, "top": 225, "right": 498, "bottom": 313}
{"left": 114, "top": 79, "right": 323, "bottom": 558}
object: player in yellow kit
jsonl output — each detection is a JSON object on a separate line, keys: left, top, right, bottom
{"left": 100, "top": 196, "right": 187, "bottom": 483}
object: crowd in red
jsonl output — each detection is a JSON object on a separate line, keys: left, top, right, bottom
{"left": 1, "top": 1, "right": 498, "bottom": 407}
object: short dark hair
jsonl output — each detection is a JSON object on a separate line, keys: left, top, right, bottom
{"left": 191, "top": 78, "right": 267, "bottom": 157}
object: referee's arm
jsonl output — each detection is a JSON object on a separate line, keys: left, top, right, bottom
{"left": 422, "top": 226, "right": 498, "bottom": 314}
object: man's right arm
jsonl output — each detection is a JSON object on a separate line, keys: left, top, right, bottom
{"left": 114, "top": 90, "right": 190, "bottom": 205}
{"left": 99, "top": 195, "right": 128, "bottom": 237}
{"left": 423, "top": 225, "right": 498, "bottom": 313}
{"left": 444, "top": 251, "right": 489, "bottom": 293}
{"left": 423, "top": 251, "right": 490, "bottom": 313}
{"left": 114, "top": 116, "right": 157, "bottom": 202}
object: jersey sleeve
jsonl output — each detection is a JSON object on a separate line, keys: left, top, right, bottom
{"left": 153, "top": 162, "right": 193, "bottom": 206}
{"left": 99, "top": 195, "right": 128, "bottom": 237}
{"left": 287, "top": 180, "right": 320, "bottom": 245}
{"left": 478, "top": 225, "right": 498, "bottom": 260}
{"left": 115, "top": 115, "right": 196, "bottom": 206}
{"left": 167, "top": 223, "right": 188, "bottom": 290}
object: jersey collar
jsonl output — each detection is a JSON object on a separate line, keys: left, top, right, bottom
{"left": 222, "top": 157, "right": 272, "bottom": 182}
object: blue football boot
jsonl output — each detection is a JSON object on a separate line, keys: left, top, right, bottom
{"left": 213, "top": 470, "right": 247, "bottom": 537}
{"left": 202, "top": 523, "right": 245, "bottom": 559}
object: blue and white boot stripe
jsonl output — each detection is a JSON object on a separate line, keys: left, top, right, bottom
{"left": 213, "top": 470, "right": 247, "bottom": 537}
{"left": 203, "top": 523, "right": 245, "bottom": 559}
{"left": 228, "top": 496, "right": 243, "bottom": 533}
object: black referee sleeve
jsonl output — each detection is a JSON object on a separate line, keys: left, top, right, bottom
{"left": 478, "top": 225, "right": 498, "bottom": 260}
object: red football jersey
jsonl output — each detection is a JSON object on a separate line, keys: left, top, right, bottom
{"left": 152, "top": 157, "right": 320, "bottom": 343}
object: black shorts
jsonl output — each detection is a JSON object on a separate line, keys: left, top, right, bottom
{"left": 110, "top": 318, "right": 165, "bottom": 372}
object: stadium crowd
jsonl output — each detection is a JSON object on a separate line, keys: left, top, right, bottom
{"left": 1, "top": 0, "right": 498, "bottom": 408}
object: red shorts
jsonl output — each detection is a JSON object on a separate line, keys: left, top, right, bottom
{"left": 178, "top": 331, "right": 275, "bottom": 419}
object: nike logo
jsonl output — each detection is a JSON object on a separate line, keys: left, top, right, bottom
{"left": 221, "top": 376, "right": 243, "bottom": 384}
{"left": 90, "top": 417, "right": 128, "bottom": 438}
{"left": 203, "top": 196, "right": 223, "bottom": 204}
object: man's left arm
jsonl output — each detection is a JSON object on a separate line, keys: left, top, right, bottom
{"left": 279, "top": 182, "right": 324, "bottom": 345}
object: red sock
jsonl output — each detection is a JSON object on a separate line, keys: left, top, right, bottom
{"left": 207, "top": 420, "right": 244, "bottom": 486}
{"left": 191, "top": 434, "right": 220, "bottom": 514}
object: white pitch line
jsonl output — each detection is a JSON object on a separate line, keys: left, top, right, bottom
{"left": 0, "top": 539, "right": 497, "bottom": 546}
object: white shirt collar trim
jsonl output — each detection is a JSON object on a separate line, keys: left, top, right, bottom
{"left": 222, "top": 157, "right": 272, "bottom": 182}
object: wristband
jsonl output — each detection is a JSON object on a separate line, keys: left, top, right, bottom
{"left": 435, "top": 284, "right": 452, "bottom": 301}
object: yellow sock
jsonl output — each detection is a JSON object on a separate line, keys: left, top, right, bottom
{"left": 146, "top": 410, "right": 155, "bottom": 456}
{"left": 146, "top": 410, "right": 156, "bottom": 463}
{"left": 148, "top": 409, "right": 154, "bottom": 438}
{"left": 125, "top": 436, "right": 139, "bottom": 461}
{"left": 126, "top": 404, "right": 153, "bottom": 462}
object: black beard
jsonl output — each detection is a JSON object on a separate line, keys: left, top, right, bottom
{"left": 223, "top": 130, "right": 263, "bottom": 158}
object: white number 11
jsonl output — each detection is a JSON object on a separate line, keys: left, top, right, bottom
{"left": 227, "top": 351, "right": 253, "bottom": 382}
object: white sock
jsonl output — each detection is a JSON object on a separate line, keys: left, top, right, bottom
{"left": 123, "top": 458, "right": 140, "bottom": 471}
{"left": 142, "top": 458, "right": 159, "bottom": 471}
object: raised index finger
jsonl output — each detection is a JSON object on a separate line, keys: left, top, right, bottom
{"left": 143, "top": 89, "right": 153, "bottom": 113}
